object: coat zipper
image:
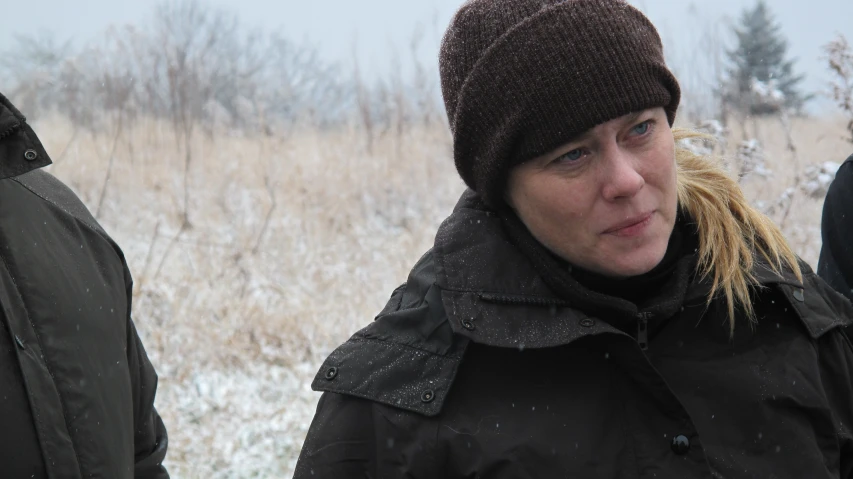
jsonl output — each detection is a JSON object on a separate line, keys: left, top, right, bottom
{"left": 636, "top": 312, "right": 650, "bottom": 351}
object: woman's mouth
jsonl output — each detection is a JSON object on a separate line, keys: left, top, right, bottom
{"left": 603, "top": 212, "right": 655, "bottom": 237}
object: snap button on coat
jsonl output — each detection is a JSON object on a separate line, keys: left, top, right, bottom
{"left": 324, "top": 367, "right": 338, "bottom": 380}
{"left": 461, "top": 319, "right": 476, "bottom": 331}
{"left": 579, "top": 318, "right": 595, "bottom": 327}
{"left": 23, "top": 149, "right": 37, "bottom": 161}
{"left": 793, "top": 288, "right": 805, "bottom": 302}
{"left": 671, "top": 435, "right": 690, "bottom": 455}
{"left": 421, "top": 390, "right": 435, "bottom": 403}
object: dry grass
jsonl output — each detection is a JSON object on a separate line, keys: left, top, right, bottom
{"left": 37, "top": 115, "right": 463, "bottom": 477}
{"left": 30, "top": 111, "right": 850, "bottom": 477}
{"left": 702, "top": 114, "right": 852, "bottom": 264}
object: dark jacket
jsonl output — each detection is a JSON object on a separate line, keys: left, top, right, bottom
{"left": 819, "top": 154, "right": 853, "bottom": 303}
{"left": 295, "top": 190, "right": 853, "bottom": 479}
{"left": 0, "top": 93, "right": 168, "bottom": 478}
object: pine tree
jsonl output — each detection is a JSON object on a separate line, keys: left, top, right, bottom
{"left": 725, "top": 0, "right": 808, "bottom": 115}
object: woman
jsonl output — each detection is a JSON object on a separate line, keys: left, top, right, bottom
{"left": 294, "top": 1, "right": 853, "bottom": 477}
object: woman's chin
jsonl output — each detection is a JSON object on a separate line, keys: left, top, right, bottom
{"left": 599, "top": 248, "right": 669, "bottom": 279}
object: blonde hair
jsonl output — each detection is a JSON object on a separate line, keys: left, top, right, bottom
{"left": 673, "top": 128, "right": 802, "bottom": 335}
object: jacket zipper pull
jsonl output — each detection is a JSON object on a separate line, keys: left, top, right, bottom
{"left": 637, "top": 312, "right": 649, "bottom": 351}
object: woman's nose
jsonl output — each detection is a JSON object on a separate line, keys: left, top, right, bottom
{"left": 600, "top": 148, "right": 645, "bottom": 201}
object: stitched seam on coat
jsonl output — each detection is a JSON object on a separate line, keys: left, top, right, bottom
{"left": 0, "top": 250, "right": 85, "bottom": 476}
{"left": 313, "top": 387, "right": 437, "bottom": 417}
{"left": 348, "top": 336, "right": 464, "bottom": 360}
{"left": 835, "top": 329, "right": 853, "bottom": 447}
{"left": 442, "top": 287, "right": 556, "bottom": 301}
{"left": 817, "top": 330, "right": 853, "bottom": 450}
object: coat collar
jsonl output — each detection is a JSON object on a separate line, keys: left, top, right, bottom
{"left": 433, "top": 189, "right": 629, "bottom": 349}
{"left": 0, "top": 92, "right": 26, "bottom": 134}
{"left": 0, "top": 92, "right": 52, "bottom": 179}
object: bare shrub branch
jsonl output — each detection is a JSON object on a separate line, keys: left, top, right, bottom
{"left": 823, "top": 34, "right": 853, "bottom": 142}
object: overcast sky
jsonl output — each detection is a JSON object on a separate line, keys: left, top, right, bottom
{"left": 2, "top": 0, "right": 851, "bottom": 115}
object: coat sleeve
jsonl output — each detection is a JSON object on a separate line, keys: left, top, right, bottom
{"left": 127, "top": 319, "right": 170, "bottom": 478}
{"left": 293, "top": 392, "right": 378, "bottom": 478}
{"left": 818, "top": 328, "right": 853, "bottom": 478}
{"left": 123, "top": 263, "right": 170, "bottom": 479}
{"left": 818, "top": 157, "right": 853, "bottom": 303}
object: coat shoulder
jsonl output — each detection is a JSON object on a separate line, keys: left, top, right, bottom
{"left": 310, "top": 249, "right": 469, "bottom": 417}
{"left": 787, "top": 267, "right": 853, "bottom": 339}
{"left": 9, "top": 169, "right": 109, "bottom": 239}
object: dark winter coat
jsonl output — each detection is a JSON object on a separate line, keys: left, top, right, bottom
{"left": 0, "top": 93, "right": 169, "bottom": 478}
{"left": 295, "top": 190, "right": 853, "bottom": 479}
{"left": 819, "top": 154, "right": 853, "bottom": 303}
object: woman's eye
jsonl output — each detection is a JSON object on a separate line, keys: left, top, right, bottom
{"left": 558, "top": 149, "right": 584, "bottom": 162}
{"left": 632, "top": 121, "right": 650, "bottom": 135}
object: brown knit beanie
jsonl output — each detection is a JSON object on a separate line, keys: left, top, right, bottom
{"left": 439, "top": 0, "right": 681, "bottom": 208}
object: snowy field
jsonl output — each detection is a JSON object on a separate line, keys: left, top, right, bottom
{"left": 32, "top": 113, "right": 852, "bottom": 478}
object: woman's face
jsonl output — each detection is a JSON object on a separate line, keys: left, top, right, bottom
{"left": 506, "top": 107, "right": 678, "bottom": 278}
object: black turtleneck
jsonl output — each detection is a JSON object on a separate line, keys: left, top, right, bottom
{"left": 569, "top": 219, "right": 686, "bottom": 307}
{"left": 500, "top": 209, "right": 699, "bottom": 330}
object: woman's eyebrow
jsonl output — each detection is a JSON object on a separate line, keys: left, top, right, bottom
{"left": 623, "top": 111, "right": 643, "bottom": 125}
{"left": 559, "top": 111, "right": 648, "bottom": 146}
